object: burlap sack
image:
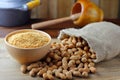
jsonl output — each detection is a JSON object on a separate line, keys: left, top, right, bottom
{"left": 58, "top": 22, "right": 120, "bottom": 63}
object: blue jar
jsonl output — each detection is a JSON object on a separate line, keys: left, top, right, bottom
{"left": 0, "top": 0, "right": 40, "bottom": 27}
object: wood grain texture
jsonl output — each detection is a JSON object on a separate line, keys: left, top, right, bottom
{"left": 0, "top": 39, "right": 120, "bottom": 80}
{"left": 57, "top": 0, "right": 75, "bottom": 18}
{"left": 31, "top": 0, "right": 48, "bottom": 18}
{"left": 100, "top": 0, "right": 119, "bottom": 18}
{"left": 31, "top": 0, "right": 75, "bottom": 18}
{"left": 31, "top": 0, "right": 119, "bottom": 19}
{"left": 48, "top": 0, "right": 58, "bottom": 18}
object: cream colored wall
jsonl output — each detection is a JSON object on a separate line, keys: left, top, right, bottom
{"left": 31, "top": 0, "right": 119, "bottom": 19}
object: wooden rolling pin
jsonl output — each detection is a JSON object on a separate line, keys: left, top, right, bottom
{"left": 31, "top": 13, "right": 81, "bottom": 29}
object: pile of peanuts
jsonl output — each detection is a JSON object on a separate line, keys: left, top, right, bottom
{"left": 20, "top": 35, "right": 96, "bottom": 80}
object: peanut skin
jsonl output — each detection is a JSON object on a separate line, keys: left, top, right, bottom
{"left": 20, "top": 65, "right": 27, "bottom": 73}
{"left": 27, "top": 63, "right": 39, "bottom": 71}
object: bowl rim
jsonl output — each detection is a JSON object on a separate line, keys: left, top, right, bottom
{"left": 4, "top": 29, "right": 52, "bottom": 50}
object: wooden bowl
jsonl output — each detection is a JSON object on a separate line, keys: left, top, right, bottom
{"left": 4, "top": 29, "right": 51, "bottom": 64}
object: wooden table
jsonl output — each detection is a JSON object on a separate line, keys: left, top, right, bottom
{"left": 0, "top": 19, "right": 120, "bottom": 80}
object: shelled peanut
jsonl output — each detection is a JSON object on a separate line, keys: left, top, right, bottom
{"left": 20, "top": 35, "right": 96, "bottom": 80}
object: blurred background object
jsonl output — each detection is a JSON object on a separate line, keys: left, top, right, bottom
{"left": 31, "top": 0, "right": 119, "bottom": 19}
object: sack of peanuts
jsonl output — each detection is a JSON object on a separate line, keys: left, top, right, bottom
{"left": 20, "top": 21, "right": 120, "bottom": 80}
{"left": 58, "top": 21, "right": 120, "bottom": 63}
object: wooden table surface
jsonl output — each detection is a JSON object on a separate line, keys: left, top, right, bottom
{"left": 0, "top": 19, "right": 120, "bottom": 80}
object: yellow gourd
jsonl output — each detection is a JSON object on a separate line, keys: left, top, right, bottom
{"left": 71, "top": 0, "right": 104, "bottom": 27}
